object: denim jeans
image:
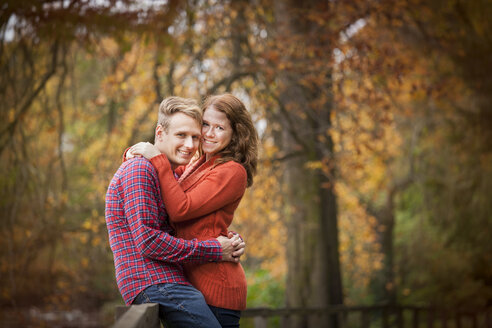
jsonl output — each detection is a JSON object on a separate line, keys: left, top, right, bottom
{"left": 133, "top": 283, "right": 221, "bottom": 328}
{"left": 208, "top": 305, "right": 241, "bottom": 328}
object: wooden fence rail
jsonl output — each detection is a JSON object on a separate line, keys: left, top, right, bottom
{"left": 240, "top": 305, "right": 492, "bottom": 328}
{"left": 112, "top": 303, "right": 492, "bottom": 328}
{"left": 112, "top": 303, "right": 160, "bottom": 328}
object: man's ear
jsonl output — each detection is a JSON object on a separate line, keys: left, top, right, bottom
{"left": 155, "top": 124, "right": 164, "bottom": 141}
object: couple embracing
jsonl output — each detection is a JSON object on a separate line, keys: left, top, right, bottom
{"left": 105, "top": 94, "right": 258, "bottom": 328}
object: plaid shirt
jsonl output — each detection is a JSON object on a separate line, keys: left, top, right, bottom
{"left": 105, "top": 157, "right": 222, "bottom": 305}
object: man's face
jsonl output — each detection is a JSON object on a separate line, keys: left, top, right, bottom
{"left": 155, "top": 112, "right": 201, "bottom": 169}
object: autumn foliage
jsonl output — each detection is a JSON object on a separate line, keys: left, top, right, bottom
{"left": 1, "top": 0, "right": 491, "bottom": 325}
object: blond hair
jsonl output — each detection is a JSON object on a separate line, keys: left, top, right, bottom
{"left": 158, "top": 96, "right": 202, "bottom": 131}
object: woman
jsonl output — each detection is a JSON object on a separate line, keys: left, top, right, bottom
{"left": 128, "top": 93, "right": 258, "bottom": 327}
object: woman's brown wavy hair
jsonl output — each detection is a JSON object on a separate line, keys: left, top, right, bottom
{"left": 202, "top": 93, "right": 258, "bottom": 187}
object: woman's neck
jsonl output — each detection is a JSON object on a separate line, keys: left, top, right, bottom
{"left": 205, "top": 153, "right": 214, "bottom": 161}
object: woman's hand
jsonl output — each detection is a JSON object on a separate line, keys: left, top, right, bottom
{"left": 125, "top": 144, "right": 139, "bottom": 160}
{"left": 128, "top": 142, "right": 161, "bottom": 160}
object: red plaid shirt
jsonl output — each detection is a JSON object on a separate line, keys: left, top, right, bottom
{"left": 105, "top": 157, "right": 222, "bottom": 305}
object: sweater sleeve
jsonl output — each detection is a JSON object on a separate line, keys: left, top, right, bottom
{"left": 120, "top": 158, "right": 222, "bottom": 263}
{"left": 150, "top": 154, "right": 247, "bottom": 222}
{"left": 174, "top": 165, "right": 186, "bottom": 177}
{"left": 122, "top": 147, "right": 131, "bottom": 163}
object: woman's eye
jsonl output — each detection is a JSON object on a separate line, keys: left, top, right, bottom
{"left": 203, "top": 122, "right": 209, "bottom": 127}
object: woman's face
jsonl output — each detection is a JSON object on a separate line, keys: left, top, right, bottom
{"left": 201, "top": 106, "right": 233, "bottom": 157}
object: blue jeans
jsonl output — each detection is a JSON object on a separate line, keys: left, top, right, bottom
{"left": 208, "top": 305, "right": 241, "bottom": 328}
{"left": 133, "top": 283, "right": 221, "bottom": 328}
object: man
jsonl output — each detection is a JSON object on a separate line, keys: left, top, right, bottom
{"left": 105, "top": 96, "right": 244, "bottom": 327}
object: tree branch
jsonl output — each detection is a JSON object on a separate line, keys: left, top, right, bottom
{"left": 56, "top": 47, "right": 69, "bottom": 191}
{"left": 0, "top": 40, "right": 59, "bottom": 155}
{"left": 206, "top": 71, "right": 253, "bottom": 95}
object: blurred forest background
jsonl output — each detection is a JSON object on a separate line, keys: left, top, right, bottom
{"left": 1, "top": 0, "right": 491, "bottom": 327}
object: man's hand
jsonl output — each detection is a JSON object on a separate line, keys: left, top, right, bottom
{"left": 217, "top": 233, "right": 246, "bottom": 263}
{"left": 228, "top": 231, "right": 245, "bottom": 258}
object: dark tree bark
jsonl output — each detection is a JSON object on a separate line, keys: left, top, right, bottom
{"left": 272, "top": 1, "right": 343, "bottom": 326}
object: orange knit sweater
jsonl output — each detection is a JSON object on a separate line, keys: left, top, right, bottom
{"left": 150, "top": 154, "right": 248, "bottom": 310}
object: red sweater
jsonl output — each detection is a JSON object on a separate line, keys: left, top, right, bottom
{"left": 150, "top": 154, "right": 248, "bottom": 310}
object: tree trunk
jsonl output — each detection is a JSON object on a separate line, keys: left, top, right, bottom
{"left": 273, "top": 1, "right": 343, "bottom": 326}
{"left": 368, "top": 193, "right": 398, "bottom": 305}
{"left": 374, "top": 208, "right": 397, "bottom": 305}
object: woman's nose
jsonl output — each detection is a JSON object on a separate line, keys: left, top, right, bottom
{"left": 204, "top": 127, "right": 214, "bottom": 137}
